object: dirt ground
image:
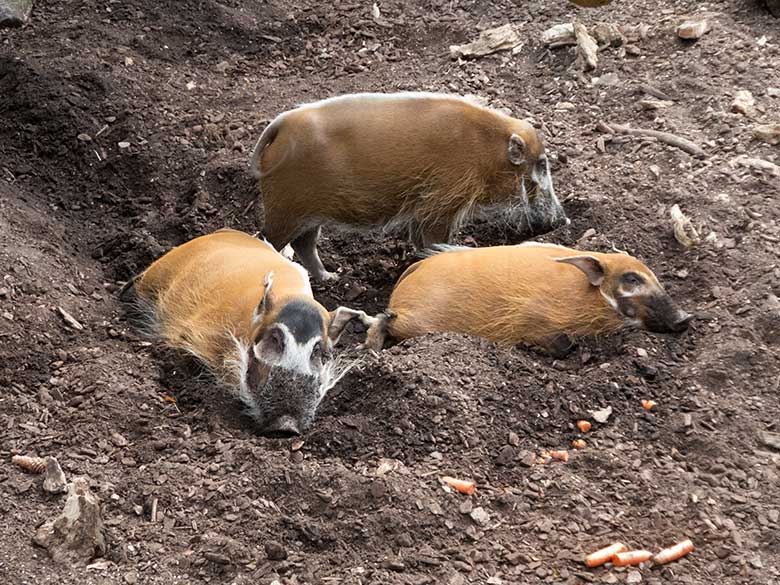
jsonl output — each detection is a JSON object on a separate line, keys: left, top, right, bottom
{"left": 1, "top": 0, "right": 780, "bottom": 583}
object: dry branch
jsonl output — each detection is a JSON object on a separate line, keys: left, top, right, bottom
{"left": 599, "top": 122, "right": 705, "bottom": 157}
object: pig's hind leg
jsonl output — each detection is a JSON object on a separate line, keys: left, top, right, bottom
{"left": 291, "top": 226, "right": 337, "bottom": 281}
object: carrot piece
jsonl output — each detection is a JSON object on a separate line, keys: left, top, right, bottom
{"left": 613, "top": 550, "right": 653, "bottom": 566}
{"left": 572, "top": 439, "right": 587, "bottom": 449}
{"left": 654, "top": 539, "right": 694, "bottom": 565}
{"left": 641, "top": 399, "right": 656, "bottom": 410}
{"left": 577, "top": 420, "right": 592, "bottom": 433}
{"left": 440, "top": 476, "right": 476, "bottom": 496}
{"left": 548, "top": 450, "right": 569, "bottom": 462}
{"left": 585, "top": 543, "right": 627, "bottom": 567}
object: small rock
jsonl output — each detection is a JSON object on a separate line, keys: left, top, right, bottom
{"left": 117, "top": 141, "right": 131, "bottom": 149}
{"left": 753, "top": 124, "right": 780, "bottom": 145}
{"left": 42, "top": 457, "right": 67, "bottom": 494}
{"left": 508, "top": 431, "right": 520, "bottom": 446}
{"left": 677, "top": 18, "right": 711, "bottom": 40}
{"left": 215, "top": 61, "right": 230, "bottom": 73}
{"left": 77, "top": 134, "right": 92, "bottom": 142}
{"left": 344, "top": 283, "right": 367, "bottom": 302}
{"left": 34, "top": 478, "right": 106, "bottom": 565}
{"left": 123, "top": 56, "right": 134, "bottom": 66}
{"left": 593, "top": 72, "right": 620, "bottom": 87}
{"left": 469, "top": 507, "right": 490, "bottom": 527}
{"left": 459, "top": 499, "right": 473, "bottom": 515}
{"left": 0, "top": 287, "right": 8, "bottom": 297}
{"left": 639, "top": 99, "right": 674, "bottom": 110}
{"left": 185, "top": 80, "right": 196, "bottom": 91}
{"left": 519, "top": 450, "right": 536, "bottom": 467}
{"left": 496, "top": 445, "right": 515, "bottom": 466}
{"left": 554, "top": 101, "right": 576, "bottom": 111}
{"left": 124, "top": 572, "right": 138, "bottom": 584}
{"left": 265, "top": 540, "right": 287, "bottom": 561}
{"left": 626, "top": 572, "right": 642, "bottom": 584}
{"left": 0, "top": 0, "right": 33, "bottom": 27}
{"left": 2, "top": 311, "right": 12, "bottom": 321}
{"left": 768, "top": 87, "right": 780, "bottom": 98}
{"left": 110, "top": 432, "right": 129, "bottom": 447}
{"left": 591, "top": 405, "right": 613, "bottom": 423}
{"left": 731, "top": 90, "right": 756, "bottom": 115}
{"left": 759, "top": 431, "right": 780, "bottom": 451}
{"left": 636, "top": 348, "right": 648, "bottom": 358}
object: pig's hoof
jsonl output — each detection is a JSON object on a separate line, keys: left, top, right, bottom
{"left": 315, "top": 270, "right": 338, "bottom": 282}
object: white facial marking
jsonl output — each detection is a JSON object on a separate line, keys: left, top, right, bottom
{"left": 600, "top": 289, "right": 619, "bottom": 312}
{"left": 254, "top": 323, "right": 322, "bottom": 378}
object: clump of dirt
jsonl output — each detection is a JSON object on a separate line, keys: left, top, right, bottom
{"left": 1, "top": 1, "right": 779, "bottom": 584}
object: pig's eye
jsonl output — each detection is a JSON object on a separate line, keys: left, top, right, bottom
{"left": 622, "top": 272, "right": 644, "bottom": 288}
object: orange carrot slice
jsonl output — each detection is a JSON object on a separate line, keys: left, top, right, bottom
{"left": 572, "top": 439, "right": 587, "bottom": 449}
{"left": 548, "top": 450, "right": 569, "bottom": 462}
{"left": 577, "top": 420, "right": 592, "bottom": 433}
{"left": 585, "top": 543, "right": 626, "bottom": 567}
{"left": 654, "top": 539, "right": 694, "bottom": 565}
{"left": 440, "top": 476, "right": 476, "bottom": 496}
{"left": 642, "top": 399, "right": 656, "bottom": 410}
{"left": 613, "top": 550, "right": 653, "bottom": 566}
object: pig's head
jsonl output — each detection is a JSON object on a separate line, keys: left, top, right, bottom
{"left": 506, "top": 123, "right": 569, "bottom": 236}
{"left": 234, "top": 274, "right": 349, "bottom": 437}
{"left": 554, "top": 252, "right": 693, "bottom": 334}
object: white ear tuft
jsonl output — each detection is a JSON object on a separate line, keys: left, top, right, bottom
{"left": 508, "top": 133, "right": 528, "bottom": 166}
{"left": 253, "top": 272, "right": 274, "bottom": 326}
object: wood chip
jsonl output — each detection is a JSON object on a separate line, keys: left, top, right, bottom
{"left": 449, "top": 24, "right": 522, "bottom": 59}
{"left": 57, "top": 307, "right": 84, "bottom": 330}
{"left": 670, "top": 204, "right": 701, "bottom": 247}
{"left": 574, "top": 21, "right": 598, "bottom": 70}
{"left": 599, "top": 122, "right": 705, "bottom": 157}
{"left": 542, "top": 23, "right": 575, "bottom": 46}
{"left": 753, "top": 124, "right": 780, "bottom": 145}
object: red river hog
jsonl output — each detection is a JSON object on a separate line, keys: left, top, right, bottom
{"left": 362, "top": 243, "right": 692, "bottom": 356}
{"left": 120, "top": 229, "right": 368, "bottom": 436}
{"left": 250, "top": 92, "right": 569, "bottom": 280}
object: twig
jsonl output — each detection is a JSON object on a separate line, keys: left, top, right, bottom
{"left": 638, "top": 83, "right": 674, "bottom": 101}
{"left": 599, "top": 122, "right": 705, "bottom": 158}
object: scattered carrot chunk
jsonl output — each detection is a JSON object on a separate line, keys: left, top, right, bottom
{"left": 577, "top": 420, "right": 592, "bottom": 433}
{"left": 441, "top": 476, "right": 476, "bottom": 496}
{"left": 163, "top": 394, "right": 177, "bottom": 404}
{"left": 641, "top": 399, "right": 656, "bottom": 410}
{"left": 548, "top": 450, "right": 569, "bottom": 463}
{"left": 654, "top": 539, "right": 694, "bottom": 565}
{"left": 613, "top": 550, "right": 653, "bottom": 566}
{"left": 585, "top": 543, "right": 626, "bottom": 568}
{"left": 572, "top": 439, "right": 587, "bottom": 449}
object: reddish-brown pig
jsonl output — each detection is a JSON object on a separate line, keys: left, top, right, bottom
{"left": 251, "top": 93, "right": 569, "bottom": 280}
{"left": 362, "top": 243, "right": 692, "bottom": 356}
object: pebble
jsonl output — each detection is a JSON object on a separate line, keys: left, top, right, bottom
{"left": 627, "top": 571, "right": 642, "bottom": 584}
{"left": 124, "top": 572, "right": 138, "bottom": 584}
{"left": 496, "top": 445, "right": 515, "bottom": 466}
{"left": 677, "top": 19, "right": 711, "bottom": 40}
{"left": 519, "top": 450, "right": 536, "bottom": 467}
{"left": 469, "top": 507, "right": 490, "bottom": 527}
{"left": 508, "top": 431, "right": 520, "bottom": 446}
{"left": 117, "top": 141, "right": 131, "bottom": 149}
{"left": 636, "top": 347, "right": 648, "bottom": 358}
{"left": 264, "top": 540, "right": 287, "bottom": 561}
{"left": 77, "top": 133, "right": 92, "bottom": 142}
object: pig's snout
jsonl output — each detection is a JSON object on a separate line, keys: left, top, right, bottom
{"left": 669, "top": 310, "right": 694, "bottom": 333}
{"left": 263, "top": 415, "right": 301, "bottom": 439}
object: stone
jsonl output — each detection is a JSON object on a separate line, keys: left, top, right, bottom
{"left": 626, "top": 571, "right": 642, "bottom": 584}
{"left": 731, "top": 90, "right": 755, "bottom": 115}
{"left": 33, "top": 477, "right": 106, "bottom": 565}
{"left": 42, "top": 457, "right": 67, "bottom": 494}
{"left": 591, "top": 405, "right": 613, "bottom": 423}
{"left": 264, "top": 540, "right": 287, "bottom": 561}
{"left": 519, "top": 450, "right": 536, "bottom": 467}
{"left": 496, "top": 445, "right": 515, "bottom": 466}
{"left": 753, "top": 124, "right": 780, "bottom": 145}
{"left": 0, "top": 0, "right": 32, "bottom": 28}
{"left": 677, "top": 19, "right": 711, "bottom": 40}
{"left": 469, "top": 507, "right": 490, "bottom": 527}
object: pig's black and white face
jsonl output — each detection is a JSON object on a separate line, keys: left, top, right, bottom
{"left": 235, "top": 276, "right": 334, "bottom": 438}
{"left": 506, "top": 133, "right": 569, "bottom": 236}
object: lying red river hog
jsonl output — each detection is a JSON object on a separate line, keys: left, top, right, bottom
{"left": 361, "top": 243, "right": 692, "bottom": 356}
{"left": 120, "top": 229, "right": 368, "bottom": 437}
{"left": 250, "top": 92, "right": 569, "bottom": 281}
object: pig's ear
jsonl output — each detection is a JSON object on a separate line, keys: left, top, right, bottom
{"left": 554, "top": 255, "right": 605, "bottom": 287}
{"left": 508, "top": 133, "right": 528, "bottom": 166}
{"left": 252, "top": 272, "right": 274, "bottom": 326}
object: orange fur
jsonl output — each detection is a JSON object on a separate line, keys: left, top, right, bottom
{"left": 253, "top": 93, "right": 546, "bottom": 247}
{"left": 380, "top": 244, "right": 668, "bottom": 349}
{"left": 131, "top": 229, "right": 328, "bottom": 382}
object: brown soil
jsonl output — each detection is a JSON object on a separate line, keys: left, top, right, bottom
{"left": 1, "top": 1, "right": 779, "bottom": 584}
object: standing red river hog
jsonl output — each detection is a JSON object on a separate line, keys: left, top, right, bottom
{"left": 119, "top": 229, "right": 369, "bottom": 437}
{"left": 361, "top": 243, "right": 693, "bottom": 357}
{"left": 250, "top": 92, "right": 570, "bottom": 281}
